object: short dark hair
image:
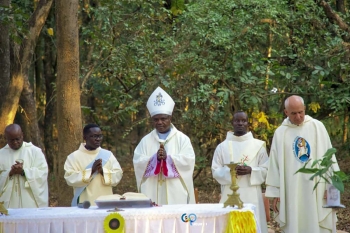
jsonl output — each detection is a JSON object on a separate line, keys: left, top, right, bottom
{"left": 233, "top": 110, "right": 247, "bottom": 117}
{"left": 83, "top": 123, "right": 100, "bottom": 135}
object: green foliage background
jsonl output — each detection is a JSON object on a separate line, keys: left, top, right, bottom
{"left": 2, "top": 0, "right": 349, "bottom": 169}
{"left": 76, "top": 0, "right": 350, "bottom": 164}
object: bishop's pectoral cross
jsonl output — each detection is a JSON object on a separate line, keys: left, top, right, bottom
{"left": 158, "top": 141, "right": 166, "bottom": 185}
{"left": 158, "top": 172, "right": 165, "bottom": 185}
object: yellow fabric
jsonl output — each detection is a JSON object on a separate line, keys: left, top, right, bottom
{"left": 225, "top": 211, "right": 257, "bottom": 233}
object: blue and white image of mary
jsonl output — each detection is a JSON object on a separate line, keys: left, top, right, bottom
{"left": 293, "top": 136, "right": 311, "bottom": 163}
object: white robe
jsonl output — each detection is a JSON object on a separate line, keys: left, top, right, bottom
{"left": 64, "top": 144, "right": 123, "bottom": 206}
{"left": 212, "top": 132, "right": 269, "bottom": 233}
{"left": 133, "top": 124, "right": 196, "bottom": 205}
{"left": 265, "top": 115, "right": 339, "bottom": 233}
{"left": 0, "top": 142, "right": 48, "bottom": 208}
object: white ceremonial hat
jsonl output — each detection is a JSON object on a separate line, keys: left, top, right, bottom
{"left": 147, "top": 87, "right": 175, "bottom": 117}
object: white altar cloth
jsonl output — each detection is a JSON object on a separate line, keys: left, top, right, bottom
{"left": 0, "top": 204, "right": 259, "bottom": 233}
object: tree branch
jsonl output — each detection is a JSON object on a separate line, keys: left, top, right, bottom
{"left": 318, "top": 0, "right": 350, "bottom": 40}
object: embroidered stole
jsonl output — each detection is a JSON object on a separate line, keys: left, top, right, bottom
{"left": 71, "top": 149, "right": 111, "bottom": 206}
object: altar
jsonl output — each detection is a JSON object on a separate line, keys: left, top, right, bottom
{"left": 0, "top": 203, "right": 260, "bottom": 233}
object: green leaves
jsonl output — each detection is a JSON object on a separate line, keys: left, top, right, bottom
{"left": 295, "top": 148, "right": 348, "bottom": 193}
{"left": 331, "top": 175, "right": 344, "bottom": 193}
{"left": 295, "top": 167, "right": 320, "bottom": 174}
{"left": 74, "top": 0, "right": 350, "bottom": 176}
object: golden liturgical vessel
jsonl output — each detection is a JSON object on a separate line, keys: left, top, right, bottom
{"left": 223, "top": 162, "right": 243, "bottom": 209}
{"left": 0, "top": 201, "right": 8, "bottom": 215}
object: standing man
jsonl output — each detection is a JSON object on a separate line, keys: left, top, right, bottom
{"left": 133, "top": 86, "right": 196, "bottom": 205}
{"left": 64, "top": 124, "right": 123, "bottom": 206}
{"left": 0, "top": 124, "right": 49, "bottom": 208}
{"left": 265, "top": 95, "right": 339, "bottom": 233}
{"left": 212, "top": 111, "right": 269, "bottom": 233}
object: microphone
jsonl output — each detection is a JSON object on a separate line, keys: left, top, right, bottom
{"left": 78, "top": 201, "right": 91, "bottom": 209}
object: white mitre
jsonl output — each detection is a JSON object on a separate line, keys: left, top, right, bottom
{"left": 147, "top": 86, "right": 175, "bottom": 117}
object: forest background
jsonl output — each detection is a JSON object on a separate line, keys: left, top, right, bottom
{"left": 0, "top": 0, "right": 350, "bottom": 231}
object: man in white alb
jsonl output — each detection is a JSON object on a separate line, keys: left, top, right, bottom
{"left": 266, "top": 95, "right": 339, "bottom": 233}
{"left": 212, "top": 111, "right": 269, "bottom": 233}
{"left": 133, "top": 86, "right": 196, "bottom": 205}
{"left": 0, "top": 124, "right": 48, "bottom": 208}
{"left": 64, "top": 124, "right": 123, "bottom": 206}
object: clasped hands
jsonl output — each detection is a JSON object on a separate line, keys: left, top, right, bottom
{"left": 157, "top": 144, "right": 167, "bottom": 161}
{"left": 9, "top": 161, "right": 24, "bottom": 177}
{"left": 235, "top": 164, "right": 252, "bottom": 176}
{"left": 91, "top": 159, "right": 103, "bottom": 176}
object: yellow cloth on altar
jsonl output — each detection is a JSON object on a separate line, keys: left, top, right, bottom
{"left": 225, "top": 210, "right": 257, "bottom": 233}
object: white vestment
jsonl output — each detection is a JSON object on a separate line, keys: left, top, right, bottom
{"left": 265, "top": 115, "right": 339, "bottom": 233}
{"left": 64, "top": 144, "right": 123, "bottom": 206}
{"left": 212, "top": 132, "right": 269, "bottom": 233}
{"left": 133, "top": 124, "right": 196, "bottom": 205}
{"left": 0, "top": 142, "right": 49, "bottom": 208}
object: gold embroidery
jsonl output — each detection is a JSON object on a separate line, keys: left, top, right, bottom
{"left": 158, "top": 173, "right": 165, "bottom": 185}
{"left": 82, "top": 170, "right": 90, "bottom": 183}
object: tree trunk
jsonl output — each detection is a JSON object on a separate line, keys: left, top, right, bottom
{"left": 43, "top": 21, "right": 57, "bottom": 174}
{"left": 0, "top": 0, "right": 53, "bottom": 146}
{"left": 343, "top": 107, "right": 348, "bottom": 144}
{"left": 56, "top": 0, "right": 83, "bottom": 206}
{"left": 19, "top": 76, "right": 45, "bottom": 150}
{"left": 0, "top": 0, "right": 11, "bottom": 146}
{"left": 0, "top": 0, "right": 11, "bottom": 99}
{"left": 336, "top": 0, "right": 345, "bottom": 14}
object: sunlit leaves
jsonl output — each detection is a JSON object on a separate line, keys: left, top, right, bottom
{"left": 308, "top": 102, "right": 320, "bottom": 113}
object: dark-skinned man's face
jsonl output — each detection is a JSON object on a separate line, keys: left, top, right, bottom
{"left": 5, "top": 130, "right": 24, "bottom": 150}
{"left": 84, "top": 127, "right": 103, "bottom": 150}
{"left": 232, "top": 112, "right": 248, "bottom": 136}
{"left": 152, "top": 114, "right": 171, "bottom": 133}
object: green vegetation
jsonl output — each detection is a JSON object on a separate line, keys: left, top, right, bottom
{"left": 0, "top": 0, "right": 349, "bottom": 183}
{"left": 296, "top": 148, "right": 349, "bottom": 192}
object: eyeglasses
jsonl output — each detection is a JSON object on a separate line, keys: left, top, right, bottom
{"left": 89, "top": 135, "right": 103, "bottom": 139}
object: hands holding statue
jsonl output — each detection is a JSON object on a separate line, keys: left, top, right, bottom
{"left": 157, "top": 144, "right": 167, "bottom": 161}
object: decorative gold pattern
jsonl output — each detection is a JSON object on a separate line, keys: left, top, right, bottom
{"left": 82, "top": 170, "right": 90, "bottom": 183}
{"left": 0, "top": 201, "right": 8, "bottom": 215}
{"left": 223, "top": 163, "right": 243, "bottom": 209}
